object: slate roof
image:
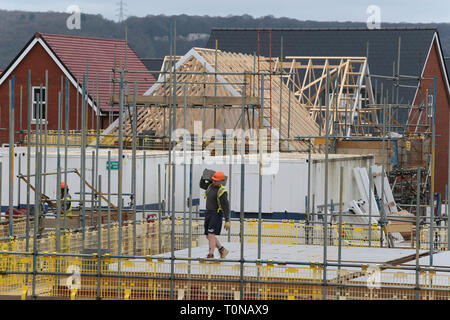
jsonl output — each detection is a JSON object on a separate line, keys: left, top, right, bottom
{"left": 39, "top": 33, "right": 155, "bottom": 113}
{"left": 140, "top": 58, "right": 164, "bottom": 80}
{"left": 446, "top": 57, "right": 450, "bottom": 80}
{"left": 207, "top": 28, "right": 442, "bottom": 108}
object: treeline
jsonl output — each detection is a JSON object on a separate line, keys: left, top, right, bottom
{"left": 0, "top": 10, "right": 449, "bottom": 69}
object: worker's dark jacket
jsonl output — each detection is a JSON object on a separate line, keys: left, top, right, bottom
{"left": 200, "top": 179, "right": 230, "bottom": 222}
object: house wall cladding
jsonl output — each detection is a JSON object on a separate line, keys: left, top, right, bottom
{"left": 415, "top": 40, "right": 450, "bottom": 195}
{"left": 0, "top": 42, "right": 97, "bottom": 144}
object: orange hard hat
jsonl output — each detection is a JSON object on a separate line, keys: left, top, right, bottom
{"left": 61, "top": 182, "right": 67, "bottom": 189}
{"left": 212, "top": 171, "right": 225, "bottom": 181}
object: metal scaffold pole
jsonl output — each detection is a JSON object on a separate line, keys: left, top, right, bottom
{"left": 165, "top": 19, "right": 178, "bottom": 300}
{"left": 107, "top": 150, "right": 112, "bottom": 252}
{"left": 91, "top": 150, "right": 95, "bottom": 227}
{"left": 132, "top": 82, "right": 137, "bottom": 255}
{"left": 94, "top": 76, "right": 100, "bottom": 234}
{"left": 81, "top": 74, "right": 87, "bottom": 249}
{"left": 381, "top": 93, "right": 389, "bottom": 248}
{"left": 322, "top": 68, "right": 329, "bottom": 300}
{"left": 56, "top": 90, "right": 62, "bottom": 252}
{"left": 0, "top": 162, "right": 2, "bottom": 227}
{"left": 307, "top": 139, "right": 311, "bottom": 233}
{"left": 158, "top": 163, "right": 162, "bottom": 253}
{"left": 118, "top": 70, "right": 124, "bottom": 256}
{"left": 142, "top": 150, "right": 147, "bottom": 251}
{"left": 239, "top": 73, "right": 247, "bottom": 300}
{"left": 415, "top": 167, "right": 421, "bottom": 300}
{"left": 32, "top": 83, "right": 43, "bottom": 299}
{"left": 17, "top": 92, "right": 22, "bottom": 226}
{"left": 337, "top": 166, "right": 344, "bottom": 299}
{"left": 43, "top": 72, "right": 48, "bottom": 198}
{"left": 116, "top": 70, "right": 124, "bottom": 299}
{"left": 369, "top": 166, "right": 373, "bottom": 247}
{"left": 9, "top": 76, "right": 15, "bottom": 237}
{"left": 183, "top": 85, "right": 187, "bottom": 249}
{"left": 187, "top": 147, "right": 193, "bottom": 300}
{"left": 64, "top": 77, "right": 69, "bottom": 231}
{"left": 97, "top": 175, "right": 102, "bottom": 300}
{"left": 258, "top": 74, "right": 264, "bottom": 260}
{"left": 25, "top": 70, "right": 31, "bottom": 252}
{"left": 19, "top": 85, "right": 23, "bottom": 145}
{"left": 430, "top": 77, "right": 436, "bottom": 266}
{"left": 32, "top": 150, "right": 41, "bottom": 300}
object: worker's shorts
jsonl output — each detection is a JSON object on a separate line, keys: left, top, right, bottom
{"left": 204, "top": 211, "right": 223, "bottom": 235}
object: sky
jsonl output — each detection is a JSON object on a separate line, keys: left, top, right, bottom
{"left": 0, "top": 0, "right": 449, "bottom": 23}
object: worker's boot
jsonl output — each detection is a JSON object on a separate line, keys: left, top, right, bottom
{"left": 206, "top": 253, "right": 214, "bottom": 259}
{"left": 219, "top": 247, "right": 229, "bottom": 259}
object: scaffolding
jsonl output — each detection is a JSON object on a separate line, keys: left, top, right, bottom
{"left": 0, "top": 26, "right": 449, "bottom": 301}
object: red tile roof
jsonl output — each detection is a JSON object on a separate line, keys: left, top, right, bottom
{"left": 39, "top": 33, "right": 155, "bottom": 113}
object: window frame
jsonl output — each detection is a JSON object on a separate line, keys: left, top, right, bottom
{"left": 31, "top": 86, "right": 47, "bottom": 123}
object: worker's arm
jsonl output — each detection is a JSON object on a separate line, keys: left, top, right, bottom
{"left": 219, "top": 191, "right": 230, "bottom": 222}
{"left": 199, "top": 178, "right": 212, "bottom": 190}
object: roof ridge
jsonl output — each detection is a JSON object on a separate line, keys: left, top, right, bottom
{"left": 39, "top": 32, "right": 126, "bottom": 43}
{"left": 211, "top": 27, "right": 438, "bottom": 31}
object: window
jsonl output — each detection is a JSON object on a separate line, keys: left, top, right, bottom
{"left": 32, "top": 86, "right": 46, "bottom": 121}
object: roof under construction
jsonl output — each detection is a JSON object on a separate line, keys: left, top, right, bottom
{"left": 102, "top": 47, "right": 319, "bottom": 150}
{"left": 102, "top": 47, "right": 375, "bottom": 150}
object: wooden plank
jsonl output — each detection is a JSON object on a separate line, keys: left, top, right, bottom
{"left": 285, "top": 56, "right": 367, "bottom": 60}
{"left": 387, "top": 223, "right": 412, "bottom": 233}
{"left": 352, "top": 167, "right": 380, "bottom": 219}
{"left": 19, "top": 176, "right": 57, "bottom": 208}
{"left": 278, "top": 61, "right": 301, "bottom": 68}
{"left": 73, "top": 169, "right": 118, "bottom": 211}
{"left": 111, "top": 95, "right": 260, "bottom": 106}
{"left": 372, "top": 165, "right": 398, "bottom": 214}
{"left": 337, "top": 141, "right": 385, "bottom": 150}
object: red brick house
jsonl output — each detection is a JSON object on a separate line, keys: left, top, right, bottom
{"left": 0, "top": 32, "right": 155, "bottom": 144}
{"left": 409, "top": 32, "right": 450, "bottom": 195}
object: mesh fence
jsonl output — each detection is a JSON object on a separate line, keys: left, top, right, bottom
{"left": 0, "top": 254, "right": 449, "bottom": 300}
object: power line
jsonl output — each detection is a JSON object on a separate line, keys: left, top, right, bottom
{"left": 116, "top": 0, "right": 127, "bottom": 23}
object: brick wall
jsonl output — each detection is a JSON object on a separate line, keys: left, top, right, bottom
{"left": 414, "top": 39, "right": 450, "bottom": 195}
{"left": 0, "top": 41, "right": 103, "bottom": 144}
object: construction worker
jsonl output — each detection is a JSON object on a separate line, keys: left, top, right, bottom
{"left": 200, "top": 170, "right": 230, "bottom": 259}
{"left": 60, "top": 182, "right": 73, "bottom": 216}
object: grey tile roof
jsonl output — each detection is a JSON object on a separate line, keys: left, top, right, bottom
{"left": 207, "top": 28, "right": 439, "bottom": 109}
{"left": 445, "top": 57, "right": 450, "bottom": 81}
{"left": 140, "top": 58, "right": 164, "bottom": 80}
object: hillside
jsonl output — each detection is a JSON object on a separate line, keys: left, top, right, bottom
{"left": 0, "top": 10, "right": 449, "bottom": 70}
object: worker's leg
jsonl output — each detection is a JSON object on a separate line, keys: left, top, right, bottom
{"left": 215, "top": 237, "right": 222, "bottom": 250}
{"left": 207, "top": 233, "right": 217, "bottom": 255}
{"left": 204, "top": 213, "right": 211, "bottom": 244}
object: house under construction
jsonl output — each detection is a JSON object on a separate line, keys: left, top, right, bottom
{"left": 0, "top": 28, "right": 448, "bottom": 301}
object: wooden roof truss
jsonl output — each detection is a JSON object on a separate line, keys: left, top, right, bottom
{"left": 102, "top": 48, "right": 321, "bottom": 151}
{"left": 279, "top": 56, "right": 377, "bottom": 136}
